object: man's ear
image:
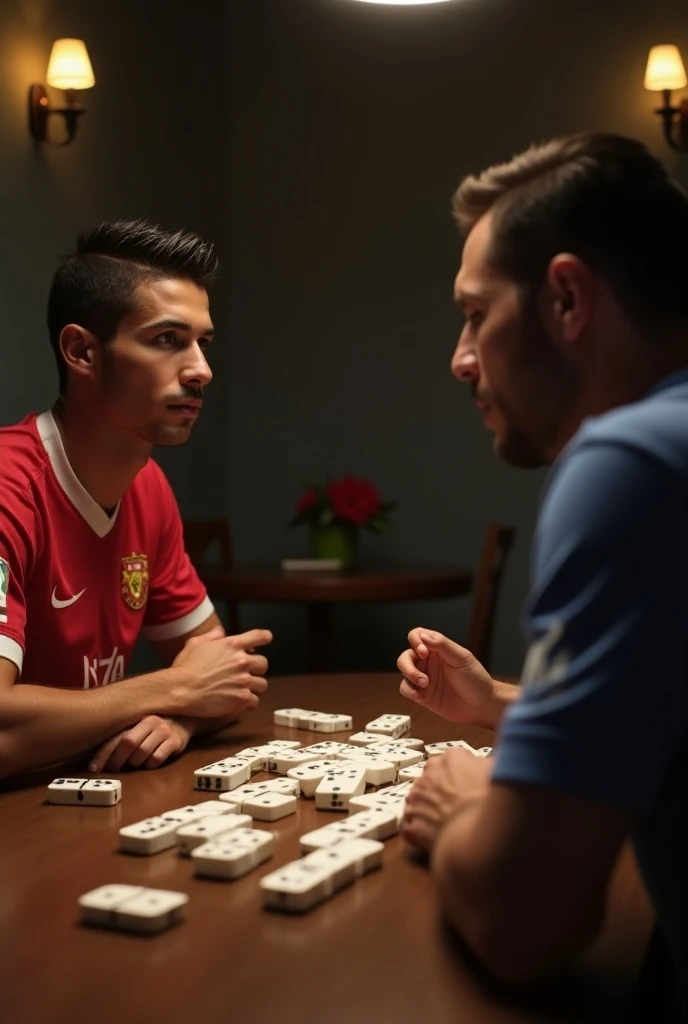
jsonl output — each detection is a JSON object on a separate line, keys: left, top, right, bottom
{"left": 542, "top": 253, "right": 595, "bottom": 345}
{"left": 59, "top": 324, "right": 100, "bottom": 383}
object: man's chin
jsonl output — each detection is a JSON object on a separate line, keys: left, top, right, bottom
{"left": 149, "top": 424, "right": 195, "bottom": 448}
{"left": 494, "top": 429, "right": 548, "bottom": 469}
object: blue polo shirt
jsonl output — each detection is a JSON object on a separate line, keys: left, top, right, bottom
{"left": 492, "top": 369, "right": 688, "bottom": 1020}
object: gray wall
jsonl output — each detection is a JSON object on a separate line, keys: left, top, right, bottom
{"left": 227, "top": 0, "right": 688, "bottom": 675}
{"left": 2, "top": 0, "right": 687, "bottom": 677}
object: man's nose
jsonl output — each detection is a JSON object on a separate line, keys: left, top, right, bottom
{"left": 181, "top": 342, "right": 213, "bottom": 388}
{"left": 451, "top": 335, "right": 479, "bottom": 383}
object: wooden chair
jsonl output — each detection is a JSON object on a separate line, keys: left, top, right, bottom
{"left": 465, "top": 524, "right": 516, "bottom": 673}
{"left": 182, "top": 517, "right": 241, "bottom": 634}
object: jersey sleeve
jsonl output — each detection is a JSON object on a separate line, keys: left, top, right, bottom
{"left": 0, "top": 483, "right": 40, "bottom": 675}
{"left": 492, "top": 439, "right": 688, "bottom": 814}
{"left": 141, "top": 464, "right": 215, "bottom": 642}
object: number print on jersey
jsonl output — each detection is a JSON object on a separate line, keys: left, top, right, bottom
{"left": 83, "top": 646, "right": 125, "bottom": 688}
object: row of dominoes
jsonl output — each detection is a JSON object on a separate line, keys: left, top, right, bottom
{"left": 260, "top": 837, "right": 384, "bottom": 912}
{"left": 273, "top": 709, "right": 412, "bottom": 740}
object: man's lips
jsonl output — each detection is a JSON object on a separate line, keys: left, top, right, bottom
{"left": 168, "top": 401, "right": 202, "bottom": 415}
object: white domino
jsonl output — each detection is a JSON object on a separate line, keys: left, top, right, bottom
{"left": 346, "top": 731, "right": 387, "bottom": 746}
{"left": 287, "top": 759, "right": 340, "bottom": 797}
{"left": 119, "top": 817, "right": 181, "bottom": 855}
{"left": 176, "top": 813, "right": 253, "bottom": 855}
{"left": 314, "top": 765, "right": 367, "bottom": 811}
{"left": 360, "top": 744, "right": 424, "bottom": 770}
{"left": 424, "top": 740, "right": 483, "bottom": 757}
{"left": 368, "top": 736, "right": 426, "bottom": 751}
{"left": 306, "top": 713, "right": 354, "bottom": 734}
{"left": 219, "top": 777, "right": 300, "bottom": 809}
{"left": 347, "top": 789, "right": 407, "bottom": 825}
{"left": 302, "top": 742, "right": 361, "bottom": 758}
{"left": 335, "top": 750, "right": 396, "bottom": 786}
{"left": 241, "top": 792, "right": 298, "bottom": 821}
{"left": 299, "top": 807, "right": 399, "bottom": 851}
{"left": 260, "top": 859, "right": 333, "bottom": 912}
{"left": 79, "top": 885, "right": 188, "bottom": 934}
{"left": 194, "top": 758, "right": 252, "bottom": 792}
{"left": 477, "top": 747, "right": 493, "bottom": 757}
{"left": 398, "top": 762, "right": 426, "bottom": 782}
{"left": 263, "top": 748, "right": 323, "bottom": 774}
{"left": 274, "top": 708, "right": 310, "bottom": 727}
{"left": 192, "top": 828, "right": 274, "bottom": 879}
{"left": 233, "top": 742, "right": 302, "bottom": 772}
{"left": 307, "top": 837, "right": 384, "bottom": 881}
{"left": 365, "top": 714, "right": 411, "bottom": 740}
{"left": 48, "top": 778, "right": 121, "bottom": 806}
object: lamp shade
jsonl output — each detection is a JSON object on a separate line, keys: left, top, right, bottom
{"left": 46, "top": 39, "right": 95, "bottom": 90}
{"left": 350, "top": 1, "right": 455, "bottom": 4}
{"left": 644, "top": 44, "right": 687, "bottom": 92}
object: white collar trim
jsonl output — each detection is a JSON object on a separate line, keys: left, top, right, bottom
{"left": 36, "top": 411, "right": 121, "bottom": 538}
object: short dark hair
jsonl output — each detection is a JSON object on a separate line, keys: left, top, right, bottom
{"left": 452, "top": 133, "right": 688, "bottom": 338}
{"left": 48, "top": 218, "right": 219, "bottom": 392}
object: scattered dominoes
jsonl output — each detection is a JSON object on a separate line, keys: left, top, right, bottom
{"left": 347, "top": 731, "right": 387, "bottom": 746}
{"left": 347, "top": 789, "right": 407, "bottom": 825}
{"left": 176, "top": 813, "right": 253, "bottom": 855}
{"left": 287, "top": 759, "right": 340, "bottom": 797}
{"left": 48, "top": 778, "right": 121, "bottom": 806}
{"left": 424, "top": 740, "right": 491, "bottom": 758}
{"left": 241, "top": 792, "right": 298, "bottom": 821}
{"left": 193, "top": 757, "right": 252, "bottom": 791}
{"left": 260, "top": 838, "right": 383, "bottom": 912}
{"left": 192, "top": 828, "right": 274, "bottom": 879}
{"left": 365, "top": 714, "right": 411, "bottom": 740}
{"left": 273, "top": 709, "right": 353, "bottom": 732}
{"left": 299, "top": 807, "right": 399, "bottom": 851}
{"left": 368, "top": 736, "right": 426, "bottom": 751}
{"left": 119, "top": 816, "right": 183, "bottom": 855}
{"left": 220, "top": 778, "right": 300, "bottom": 809}
{"left": 79, "top": 884, "right": 188, "bottom": 934}
{"left": 334, "top": 749, "right": 397, "bottom": 786}
{"left": 233, "top": 743, "right": 303, "bottom": 773}
{"left": 314, "top": 764, "right": 367, "bottom": 811}
{"left": 360, "top": 743, "right": 424, "bottom": 770}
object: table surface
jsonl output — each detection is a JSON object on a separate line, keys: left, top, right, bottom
{"left": 0, "top": 673, "right": 653, "bottom": 1024}
{"left": 200, "top": 561, "right": 472, "bottom": 602}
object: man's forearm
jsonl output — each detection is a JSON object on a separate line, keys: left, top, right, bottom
{"left": 479, "top": 678, "right": 520, "bottom": 730}
{"left": 0, "top": 669, "right": 188, "bottom": 777}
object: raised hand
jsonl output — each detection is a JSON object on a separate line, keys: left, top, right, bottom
{"left": 172, "top": 626, "right": 272, "bottom": 718}
{"left": 398, "top": 628, "right": 499, "bottom": 727}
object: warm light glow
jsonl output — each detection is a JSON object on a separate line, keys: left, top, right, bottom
{"left": 46, "top": 39, "right": 95, "bottom": 90}
{"left": 349, "top": 1, "right": 456, "bottom": 5}
{"left": 644, "top": 44, "right": 687, "bottom": 92}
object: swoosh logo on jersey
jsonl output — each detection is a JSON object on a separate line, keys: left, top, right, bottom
{"left": 51, "top": 587, "right": 86, "bottom": 609}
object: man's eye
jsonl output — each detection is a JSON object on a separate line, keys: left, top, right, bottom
{"left": 157, "top": 331, "right": 177, "bottom": 346}
{"left": 468, "top": 312, "right": 483, "bottom": 327}
{"left": 199, "top": 338, "right": 213, "bottom": 353}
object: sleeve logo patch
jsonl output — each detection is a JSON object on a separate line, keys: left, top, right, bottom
{"left": 0, "top": 557, "right": 9, "bottom": 623}
{"left": 121, "top": 553, "right": 149, "bottom": 611}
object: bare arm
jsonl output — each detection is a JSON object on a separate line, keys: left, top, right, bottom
{"left": 432, "top": 781, "right": 631, "bottom": 981}
{"left": 0, "top": 625, "right": 272, "bottom": 778}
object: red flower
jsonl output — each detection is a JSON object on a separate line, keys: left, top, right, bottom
{"left": 295, "top": 487, "right": 319, "bottom": 515}
{"left": 328, "top": 476, "right": 381, "bottom": 526}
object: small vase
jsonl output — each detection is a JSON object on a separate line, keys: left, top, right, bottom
{"left": 309, "top": 523, "right": 358, "bottom": 568}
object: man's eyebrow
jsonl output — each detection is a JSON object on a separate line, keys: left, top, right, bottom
{"left": 141, "top": 318, "right": 215, "bottom": 336}
{"left": 453, "top": 288, "right": 489, "bottom": 311}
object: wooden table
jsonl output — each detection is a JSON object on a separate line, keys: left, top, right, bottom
{"left": 200, "top": 562, "right": 473, "bottom": 672}
{"left": 0, "top": 673, "right": 653, "bottom": 1024}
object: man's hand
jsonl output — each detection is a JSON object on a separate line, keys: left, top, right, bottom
{"left": 402, "top": 748, "right": 492, "bottom": 853}
{"left": 398, "top": 628, "right": 505, "bottom": 728}
{"left": 171, "top": 625, "right": 272, "bottom": 718}
{"left": 89, "top": 715, "right": 192, "bottom": 772}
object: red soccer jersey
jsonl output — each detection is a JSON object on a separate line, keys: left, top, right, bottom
{"left": 0, "top": 412, "right": 213, "bottom": 689}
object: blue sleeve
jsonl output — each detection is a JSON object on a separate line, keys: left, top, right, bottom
{"left": 492, "top": 440, "right": 688, "bottom": 813}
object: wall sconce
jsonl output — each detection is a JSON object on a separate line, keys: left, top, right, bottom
{"left": 28, "top": 39, "right": 95, "bottom": 146}
{"left": 644, "top": 44, "right": 688, "bottom": 152}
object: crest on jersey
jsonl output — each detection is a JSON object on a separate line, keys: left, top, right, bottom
{"left": 121, "top": 553, "right": 149, "bottom": 611}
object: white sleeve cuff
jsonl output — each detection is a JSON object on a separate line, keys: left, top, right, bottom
{"left": 0, "top": 635, "right": 24, "bottom": 675}
{"left": 141, "top": 596, "right": 215, "bottom": 642}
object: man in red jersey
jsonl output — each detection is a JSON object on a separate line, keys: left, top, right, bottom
{"left": 0, "top": 220, "right": 272, "bottom": 778}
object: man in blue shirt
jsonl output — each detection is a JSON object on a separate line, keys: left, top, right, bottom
{"left": 396, "top": 133, "right": 688, "bottom": 1020}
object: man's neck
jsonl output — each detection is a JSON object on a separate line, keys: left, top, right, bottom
{"left": 51, "top": 397, "right": 152, "bottom": 511}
